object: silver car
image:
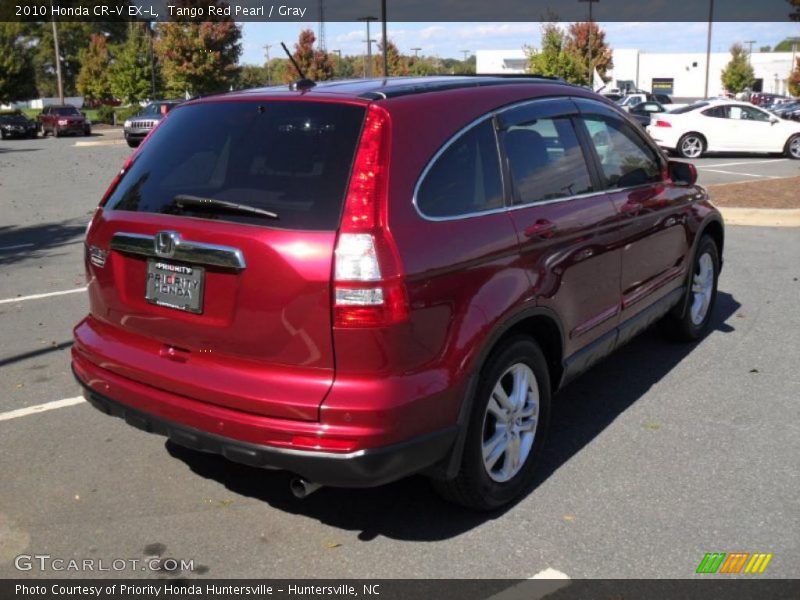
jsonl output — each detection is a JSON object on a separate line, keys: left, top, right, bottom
{"left": 123, "top": 101, "right": 181, "bottom": 148}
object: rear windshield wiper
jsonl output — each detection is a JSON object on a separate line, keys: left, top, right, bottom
{"left": 173, "top": 195, "right": 279, "bottom": 219}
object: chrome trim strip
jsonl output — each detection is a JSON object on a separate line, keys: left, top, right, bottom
{"left": 411, "top": 95, "right": 662, "bottom": 223}
{"left": 110, "top": 232, "right": 246, "bottom": 270}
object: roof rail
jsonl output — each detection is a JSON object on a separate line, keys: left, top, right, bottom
{"left": 358, "top": 75, "right": 572, "bottom": 100}
{"left": 439, "top": 73, "right": 565, "bottom": 81}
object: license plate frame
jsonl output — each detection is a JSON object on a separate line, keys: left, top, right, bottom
{"left": 145, "top": 260, "right": 205, "bottom": 314}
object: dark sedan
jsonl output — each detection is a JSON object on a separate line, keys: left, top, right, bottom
{"left": 123, "top": 100, "right": 181, "bottom": 147}
{"left": 628, "top": 101, "right": 667, "bottom": 127}
{"left": 0, "top": 113, "right": 39, "bottom": 139}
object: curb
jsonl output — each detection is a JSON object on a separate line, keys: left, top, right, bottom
{"left": 718, "top": 207, "right": 800, "bottom": 227}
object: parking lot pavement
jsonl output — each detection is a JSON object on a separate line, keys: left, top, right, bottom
{"left": 679, "top": 156, "right": 800, "bottom": 186}
{"left": 1, "top": 135, "right": 799, "bottom": 580}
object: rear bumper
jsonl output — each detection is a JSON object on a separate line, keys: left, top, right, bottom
{"left": 72, "top": 353, "right": 457, "bottom": 488}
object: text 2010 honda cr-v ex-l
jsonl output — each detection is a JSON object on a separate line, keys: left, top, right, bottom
{"left": 73, "top": 76, "right": 724, "bottom": 510}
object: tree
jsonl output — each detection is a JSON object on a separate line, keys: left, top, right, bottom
{"left": 157, "top": 1, "right": 242, "bottom": 96}
{"left": 76, "top": 34, "right": 111, "bottom": 102}
{"left": 565, "top": 22, "right": 613, "bottom": 82}
{"left": 759, "top": 45, "right": 772, "bottom": 53}
{"left": 774, "top": 36, "right": 800, "bottom": 52}
{"left": 109, "top": 23, "right": 156, "bottom": 103}
{"left": 283, "top": 29, "right": 334, "bottom": 82}
{"left": 526, "top": 23, "right": 582, "bottom": 84}
{"left": 789, "top": 58, "right": 800, "bottom": 97}
{"left": 237, "top": 64, "right": 267, "bottom": 89}
{"left": 721, "top": 43, "right": 756, "bottom": 93}
{"left": 375, "top": 39, "right": 408, "bottom": 76}
{"left": 0, "top": 22, "right": 37, "bottom": 103}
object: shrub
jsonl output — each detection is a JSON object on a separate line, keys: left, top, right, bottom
{"left": 96, "top": 104, "right": 115, "bottom": 124}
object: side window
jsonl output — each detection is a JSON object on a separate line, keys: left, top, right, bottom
{"left": 734, "top": 106, "right": 770, "bottom": 122}
{"left": 503, "top": 116, "right": 593, "bottom": 205}
{"left": 583, "top": 117, "right": 662, "bottom": 189}
{"left": 416, "top": 120, "right": 503, "bottom": 218}
{"left": 702, "top": 106, "right": 728, "bottom": 118}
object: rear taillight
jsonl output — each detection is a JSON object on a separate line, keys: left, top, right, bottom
{"left": 653, "top": 120, "right": 672, "bottom": 128}
{"left": 333, "top": 104, "right": 408, "bottom": 328}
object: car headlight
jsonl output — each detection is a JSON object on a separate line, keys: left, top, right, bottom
{"left": 124, "top": 120, "right": 131, "bottom": 128}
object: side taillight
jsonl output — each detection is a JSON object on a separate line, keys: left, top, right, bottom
{"left": 653, "top": 120, "right": 672, "bottom": 128}
{"left": 333, "top": 104, "right": 408, "bottom": 328}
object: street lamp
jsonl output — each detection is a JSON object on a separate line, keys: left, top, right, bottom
{"left": 358, "top": 16, "right": 378, "bottom": 78}
{"left": 265, "top": 43, "right": 272, "bottom": 86}
{"left": 704, "top": 0, "right": 715, "bottom": 99}
{"left": 744, "top": 40, "right": 756, "bottom": 63}
{"left": 578, "top": 0, "right": 600, "bottom": 82}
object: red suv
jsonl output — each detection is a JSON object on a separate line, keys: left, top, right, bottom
{"left": 73, "top": 77, "right": 724, "bottom": 509}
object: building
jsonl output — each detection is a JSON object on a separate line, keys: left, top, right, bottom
{"left": 476, "top": 49, "right": 797, "bottom": 99}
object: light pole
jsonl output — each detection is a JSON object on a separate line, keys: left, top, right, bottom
{"left": 703, "top": 0, "right": 715, "bottom": 99}
{"left": 411, "top": 47, "right": 422, "bottom": 58}
{"left": 744, "top": 40, "right": 756, "bottom": 63}
{"left": 358, "top": 16, "right": 378, "bottom": 78}
{"left": 460, "top": 50, "right": 471, "bottom": 73}
{"left": 265, "top": 43, "right": 272, "bottom": 85}
{"left": 381, "top": 0, "right": 388, "bottom": 77}
{"left": 148, "top": 23, "right": 157, "bottom": 99}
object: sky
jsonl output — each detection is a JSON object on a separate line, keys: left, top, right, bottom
{"left": 240, "top": 21, "right": 800, "bottom": 65}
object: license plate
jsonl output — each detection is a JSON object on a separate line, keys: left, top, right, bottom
{"left": 145, "top": 260, "right": 204, "bottom": 314}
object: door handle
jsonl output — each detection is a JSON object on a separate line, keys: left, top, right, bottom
{"left": 524, "top": 219, "right": 557, "bottom": 238}
{"left": 620, "top": 200, "right": 642, "bottom": 215}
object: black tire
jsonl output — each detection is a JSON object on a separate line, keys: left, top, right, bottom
{"left": 0, "top": 130, "right": 5, "bottom": 140}
{"left": 663, "top": 236, "right": 720, "bottom": 342}
{"left": 54, "top": 127, "right": 61, "bottom": 138}
{"left": 785, "top": 134, "right": 800, "bottom": 160}
{"left": 126, "top": 140, "right": 140, "bottom": 148}
{"left": 432, "top": 336, "right": 551, "bottom": 510}
{"left": 677, "top": 133, "right": 705, "bottom": 159}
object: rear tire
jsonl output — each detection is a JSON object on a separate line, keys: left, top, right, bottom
{"left": 663, "top": 236, "right": 720, "bottom": 342}
{"left": 126, "top": 139, "right": 140, "bottom": 148}
{"left": 432, "top": 336, "right": 551, "bottom": 510}
{"left": 677, "top": 133, "right": 705, "bottom": 159}
{"left": 786, "top": 134, "right": 800, "bottom": 160}
{"left": 54, "top": 127, "right": 61, "bottom": 138}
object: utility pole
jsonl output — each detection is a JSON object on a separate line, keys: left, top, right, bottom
{"left": 704, "top": 0, "right": 715, "bottom": 99}
{"left": 265, "top": 44, "right": 272, "bottom": 85}
{"left": 381, "top": 0, "right": 388, "bottom": 78}
{"left": 358, "top": 16, "right": 378, "bottom": 78}
{"left": 744, "top": 40, "right": 756, "bottom": 63}
{"left": 460, "top": 50, "right": 470, "bottom": 73}
{"left": 579, "top": 0, "right": 600, "bottom": 82}
{"left": 148, "top": 23, "right": 157, "bottom": 99}
{"left": 50, "top": 1, "right": 64, "bottom": 104}
{"left": 411, "top": 47, "right": 422, "bottom": 58}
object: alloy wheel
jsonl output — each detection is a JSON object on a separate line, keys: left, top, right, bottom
{"left": 690, "top": 252, "right": 714, "bottom": 325}
{"left": 681, "top": 136, "right": 703, "bottom": 158}
{"left": 481, "top": 363, "right": 539, "bottom": 483}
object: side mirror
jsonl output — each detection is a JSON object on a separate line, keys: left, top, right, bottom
{"left": 770, "top": 117, "right": 779, "bottom": 124}
{"left": 668, "top": 160, "right": 697, "bottom": 186}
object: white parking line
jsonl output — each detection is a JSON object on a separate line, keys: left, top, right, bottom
{"left": 0, "top": 287, "right": 87, "bottom": 305}
{"left": 700, "top": 169, "right": 779, "bottom": 179}
{"left": 488, "top": 569, "right": 571, "bottom": 600}
{"left": 0, "top": 396, "right": 84, "bottom": 423}
{"left": 0, "top": 243, "right": 34, "bottom": 251}
{"left": 696, "top": 159, "right": 788, "bottom": 168}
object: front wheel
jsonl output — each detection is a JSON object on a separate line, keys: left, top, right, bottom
{"left": 786, "top": 134, "right": 800, "bottom": 160}
{"left": 677, "top": 133, "right": 705, "bottom": 159}
{"left": 432, "top": 337, "right": 551, "bottom": 510}
{"left": 663, "top": 236, "right": 720, "bottom": 342}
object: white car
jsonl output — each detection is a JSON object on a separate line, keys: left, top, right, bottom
{"left": 646, "top": 100, "right": 800, "bottom": 159}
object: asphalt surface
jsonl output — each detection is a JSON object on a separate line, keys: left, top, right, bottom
{"left": 687, "top": 156, "right": 800, "bottom": 186}
{"left": 1, "top": 130, "right": 798, "bottom": 580}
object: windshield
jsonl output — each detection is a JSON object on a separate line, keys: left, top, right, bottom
{"left": 53, "top": 107, "right": 81, "bottom": 116}
{"left": 104, "top": 100, "right": 366, "bottom": 231}
{"left": 670, "top": 102, "right": 709, "bottom": 114}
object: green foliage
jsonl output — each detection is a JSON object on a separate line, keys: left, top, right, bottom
{"left": 108, "top": 23, "right": 156, "bottom": 103}
{"left": 115, "top": 105, "right": 142, "bottom": 123}
{"left": 76, "top": 34, "right": 111, "bottom": 102}
{"left": 156, "top": 3, "right": 242, "bottom": 96}
{"left": 565, "top": 22, "right": 613, "bottom": 82}
{"left": 33, "top": 22, "right": 98, "bottom": 96}
{"left": 96, "top": 104, "right": 115, "bottom": 124}
{"left": 376, "top": 39, "right": 409, "bottom": 76}
{"left": 774, "top": 37, "right": 800, "bottom": 52}
{"left": 0, "top": 22, "right": 37, "bottom": 103}
{"left": 237, "top": 64, "right": 267, "bottom": 89}
{"left": 721, "top": 43, "right": 756, "bottom": 93}
{"left": 526, "top": 23, "right": 582, "bottom": 84}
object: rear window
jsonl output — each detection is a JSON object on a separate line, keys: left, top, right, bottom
{"left": 105, "top": 101, "right": 366, "bottom": 231}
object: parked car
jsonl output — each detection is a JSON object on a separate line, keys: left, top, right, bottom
{"left": 750, "top": 92, "right": 789, "bottom": 107}
{"left": 74, "top": 76, "right": 725, "bottom": 510}
{"left": 38, "top": 104, "right": 91, "bottom": 137}
{"left": 647, "top": 100, "right": 800, "bottom": 159}
{"left": 123, "top": 100, "right": 181, "bottom": 147}
{"left": 770, "top": 101, "right": 800, "bottom": 121}
{"left": 0, "top": 112, "right": 39, "bottom": 139}
{"left": 628, "top": 100, "right": 667, "bottom": 126}
{"left": 619, "top": 92, "right": 686, "bottom": 112}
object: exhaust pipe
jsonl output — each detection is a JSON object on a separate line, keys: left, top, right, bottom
{"left": 290, "top": 477, "right": 322, "bottom": 499}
